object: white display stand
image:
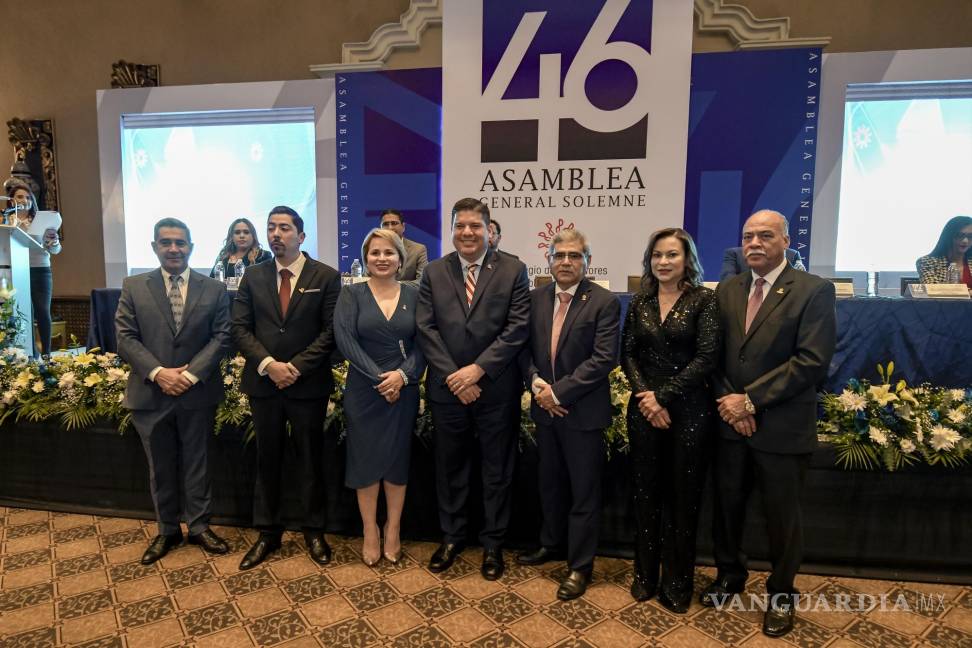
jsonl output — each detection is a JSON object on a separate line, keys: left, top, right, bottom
{"left": 0, "top": 225, "right": 45, "bottom": 351}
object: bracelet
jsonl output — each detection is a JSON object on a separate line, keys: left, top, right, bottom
{"left": 396, "top": 368, "right": 408, "bottom": 386}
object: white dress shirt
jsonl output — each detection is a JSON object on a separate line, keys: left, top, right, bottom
{"left": 749, "top": 258, "right": 789, "bottom": 300}
{"left": 259, "top": 253, "right": 308, "bottom": 375}
{"left": 149, "top": 267, "right": 198, "bottom": 384}
{"left": 459, "top": 250, "right": 487, "bottom": 285}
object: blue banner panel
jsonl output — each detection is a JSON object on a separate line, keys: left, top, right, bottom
{"left": 335, "top": 69, "right": 442, "bottom": 272}
{"left": 684, "top": 48, "right": 822, "bottom": 279}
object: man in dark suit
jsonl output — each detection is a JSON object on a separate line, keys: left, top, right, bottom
{"left": 232, "top": 206, "right": 341, "bottom": 570}
{"left": 380, "top": 209, "right": 428, "bottom": 284}
{"left": 116, "top": 218, "right": 232, "bottom": 564}
{"left": 417, "top": 197, "right": 530, "bottom": 580}
{"left": 516, "top": 229, "right": 620, "bottom": 600}
{"left": 702, "top": 210, "right": 836, "bottom": 638}
{"left": 720, "top": 245, "right": 805, "bottom": 282}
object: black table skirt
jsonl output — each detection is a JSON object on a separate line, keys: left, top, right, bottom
{"left": 2, "top": 420, "right": 969, "bottom": 584}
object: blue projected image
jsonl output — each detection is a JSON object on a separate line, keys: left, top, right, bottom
{"left": 121, "top": 120, "right": 317, "bottom": 275}
{"left": 836, "top": 96, "right": 972, "bottom": 272}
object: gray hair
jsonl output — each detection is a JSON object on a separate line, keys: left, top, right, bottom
{"left": 747, "top": 209, "right": 789, "bottom": 236}
{"left": 547, "top": 228, "right": 591, "bottom": 259}
{"left": 361, "top": 228, "right": 407, "bottom": 278}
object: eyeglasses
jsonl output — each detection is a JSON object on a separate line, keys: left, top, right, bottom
{"left": 550, "top": 252, "right": 585, "bottom": 262}
{"left": 954, "top": 233, "right": 972, "bottom": 242}
{"left": 381, "top": 221, "right": 402, "bottom": 228}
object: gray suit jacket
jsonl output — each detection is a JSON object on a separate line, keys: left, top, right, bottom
{"left": 401, "top": 238, "right": 428, "bottom": 284}
{"left": 116, "top": 269, "right": 232, "bottom": 411}
{"left": 714, "top": 265, "right": 836, "bottom": 454}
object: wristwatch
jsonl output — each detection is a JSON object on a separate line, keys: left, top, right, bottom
{"left": 744, "top": 394, "right": 756, "bottom": 415}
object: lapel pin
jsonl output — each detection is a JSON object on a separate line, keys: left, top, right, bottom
{"left": 581, "top": 294, "right": 588, "bottom": 301}
{"left": 776, "top": 288, "right": 785, "bottom": 294}
{"left": 487, "top": 264, "right": 493, "bottom": 270}
{"left": 402, "top": 304, "right": 407, "bottom": 310}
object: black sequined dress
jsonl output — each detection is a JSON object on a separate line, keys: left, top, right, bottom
{"left": 621, "top": 285, "right": 720, "bottom": 606}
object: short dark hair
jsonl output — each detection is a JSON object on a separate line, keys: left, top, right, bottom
{"left": 929, "top": 215, "right": 972, "bottom": 260}
{"left": 154, "top": 217, "right": 192, "bottom": 243}
{"left": 640, "top": 227, "right": 704, "bottom": 295}
{"left": 380, "top": 209, "right": 404, "bottom": 223}
{"left": 451, "top": 197, "right": 490, "bottom": 227}
{"left": 268, "top": 205, "right": 304, "bottom": 233}
{"left": 490, "top": 218, "right": 502, "bottom": 235}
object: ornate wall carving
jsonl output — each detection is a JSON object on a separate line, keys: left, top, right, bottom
{"left": 694, "top": 0, "right": 830, "bottom": 50}
{"left": 110, "top": 60, "right": 160, "bottom": 88}
{"left": 6, "top": 117, "right": 60, "bottom": 214}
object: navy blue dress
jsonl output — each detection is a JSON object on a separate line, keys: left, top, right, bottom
{"left": 334, "top": 282, "right": 425, "bottom": 489}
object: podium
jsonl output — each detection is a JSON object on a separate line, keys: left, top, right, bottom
{"left": 0, "top": 225, "right": 43, "bottom": 352}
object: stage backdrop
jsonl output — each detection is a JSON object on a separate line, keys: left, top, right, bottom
{"left": 441, "top": 0, "right": 693, "bottom": 288}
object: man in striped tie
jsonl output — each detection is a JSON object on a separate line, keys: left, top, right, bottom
{"left": 417, "top": 198, "right": 531, "bottom": 581}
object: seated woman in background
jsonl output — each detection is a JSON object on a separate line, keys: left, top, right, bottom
{"left": 916, "top": 215, "right": 972, "bottom": 289}
{"left": 5, "top": 180, "right": 61, "bottom": 356}
{"left": 210, "top": 217, "right": 271, "bottom": 279}
{"left": 334, "top": 228, "right": 425, "bottom": 567}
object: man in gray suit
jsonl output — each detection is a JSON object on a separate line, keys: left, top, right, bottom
{"left": 380, "top": 209, "right": 428, "bottom": 283}
{"left": 116, "top": 218, "right": 232, "bottom": 564}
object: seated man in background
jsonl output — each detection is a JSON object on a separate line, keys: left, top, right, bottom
{"left": 720, "top": 245, "right": 805, "bottom": 282}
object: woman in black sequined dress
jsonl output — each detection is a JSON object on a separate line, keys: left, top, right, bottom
{"left": 621, "top": 228, "right": 720, "bottom": 613}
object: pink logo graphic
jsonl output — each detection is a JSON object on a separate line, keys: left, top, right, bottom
{"left": 537, "top": 219, "right": 575, "bottom": 249}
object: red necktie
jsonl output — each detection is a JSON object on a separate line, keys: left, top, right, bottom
{"left": 279, "top": 269, "right": 293, "bottom": 317}
{"left": 745, "top": 277, "right": 766, "bottom": 333}
{"left": 550, "top": 291, "right": 572, "bottom": 369}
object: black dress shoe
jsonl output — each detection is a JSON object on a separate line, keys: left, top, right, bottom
{"left": 763, "top": 597, "right": 796, "bottom": 637}
{"left": 657, "top": 591, "right": 691, "bottom": 614}
{"left": 188, "top": 529, "right": 229, "bottom": 555}
{"left": 141, "top": 533, "right": 183, "bottom": 565}
{"left": 516, "top": 546, "right": 565, "bottom": 566}
{"left": 630, "top": 575, "right": 656, "bottom": 602}
{"left": 239, "top": 534, "right": 281, "bottom": 571}
{"left": 557, "top": 569, "right": 591, "bottom": 601}
{"left": 699, "top": 577, "right": 745, "bottom": 607}
{"left": 428, "top": 542, "right": 465, "bottom": 573}
{"left": 481, "top": 548, "right": 505, "bottom": 581}
{"left": 305, "top": 532, "right": 332, "bottom": 565}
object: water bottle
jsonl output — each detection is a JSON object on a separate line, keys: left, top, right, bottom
{"left": 350, "top": 258, "right": 362, "bottom": 279}
{"left": 947, "top": 262, "right": 962, "bottom": 284}
{"left": 215, "top": 262, "right": 225, "bottom": 282}
{"left": 234, "top": 259, "right": 245, "bottom": 279}
{"left": 866, "top": 271, "right": 879, "bottom": 297}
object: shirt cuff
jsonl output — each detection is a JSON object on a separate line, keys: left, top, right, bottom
{"left": 257, "top": 357, "right": 275, "bottom": 376}
{"left": 182, "top": 370, "right": 199, "bottom": 385}
{"left": 550, "top": 388, "right": 561, "bottom": 406}
{"left": 148, "top": 366, "right": 162, "bottom": 382}
{"left": 531, "top": 375, "right": 546, "bottom": 394}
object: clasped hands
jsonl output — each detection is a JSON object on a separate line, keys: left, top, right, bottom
{"left": 533, "top": 379, "right": 567, "bottom": 417}
{"left": 446, "top": 364, "right": 484, "bottom": 405}
{"left": 716, "top": 393, "right": 756, "bottom": 437}
{"left": 155, "top": 365, "right": 192, "bottom": 396}
{"left": 267, "top": 361, "right": 301, "bottom": 389}
{"left": 634, "top": 391, "right": 671, "bottom": 429}
{"left": 375, "top": 370, "right": 404, "bottom": 403}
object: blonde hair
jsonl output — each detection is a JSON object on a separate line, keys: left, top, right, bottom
{"left": 361, "top": 228, "right": 407, "bottom": 278}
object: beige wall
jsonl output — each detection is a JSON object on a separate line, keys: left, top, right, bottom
{"left": 3, "top": 0, "right": 970, "bottom": 295}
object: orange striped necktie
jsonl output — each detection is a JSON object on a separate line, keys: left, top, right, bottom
{"left": 465, "top": 263, "right": 478, "bottom": 307}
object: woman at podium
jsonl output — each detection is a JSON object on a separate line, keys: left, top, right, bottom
{"left": 916, "top": 215, "right": 972, "bottom": 289}
{"left": 4, "top": 180, "right": 61, "bottom": 356}
{"left": 209, "top": 217, "right": 272, "bottom": 280}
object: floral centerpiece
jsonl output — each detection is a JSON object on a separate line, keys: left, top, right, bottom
{"left": 818, "top": 362, "right": 972, "bottom": 471}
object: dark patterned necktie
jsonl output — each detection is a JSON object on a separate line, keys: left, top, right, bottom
{"left": 745, "top": 277, "right": 766, "bottom": 333}
{"left": 168, "top": 275, "right": 184, "bottom": 330}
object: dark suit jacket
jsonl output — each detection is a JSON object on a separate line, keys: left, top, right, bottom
{"left": 231, "top": 257, "right": 341, "bottom": 399}
{"left": 417, "top": 249, "right": 530, "bottom": 404}
{"left": 714, "top": 265, "right": 837, "bottom": 454}
{"left": 720, "top": 247, "right": 803, "bottom": 282}
{"left": 116, "top": 269, "right": 231, "bottom": 411}
{"left": 520, "top": 279, "right": 620, "bottom": 430}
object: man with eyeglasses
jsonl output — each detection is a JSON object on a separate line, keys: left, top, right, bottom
{"left": 380, "top": 209, "right": 428, "bottom": 284}
{"left": 516, "top": 229, "right": 620, "bottom": 600}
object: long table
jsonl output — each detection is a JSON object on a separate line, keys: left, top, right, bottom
{"left": 1, "top": 418, "right": 969, "bottom": 583}
{"left": 91, "top": 288, "right": 972, "bottom": 391}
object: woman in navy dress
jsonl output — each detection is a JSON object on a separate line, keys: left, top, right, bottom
{"left": 334, "top": 228, "right": 425, "bottom": 566}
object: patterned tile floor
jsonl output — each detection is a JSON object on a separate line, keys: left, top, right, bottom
{"left": 1, "top": 507, "right": 970, "bottom": 647}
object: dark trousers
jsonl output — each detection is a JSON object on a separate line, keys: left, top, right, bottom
{"left": 535, "top": 420, "right": 604, "bottom": 573}
{"left": 133, "top": 404, "right": 215, "bottom": 537}
{"left": 250, "top": 394, "right": 327, "bottom": 534}
{"left": 430, "top": 398, "right": 518, "bottom": 550}
{"left": 712, "top": 436, "right": 812, "bottom": 596}
{"left": 30, "top": 266, "right": 53, "bottom": 356}
{"left": 629, "top": 407, "right": 711, "bottom": 604}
